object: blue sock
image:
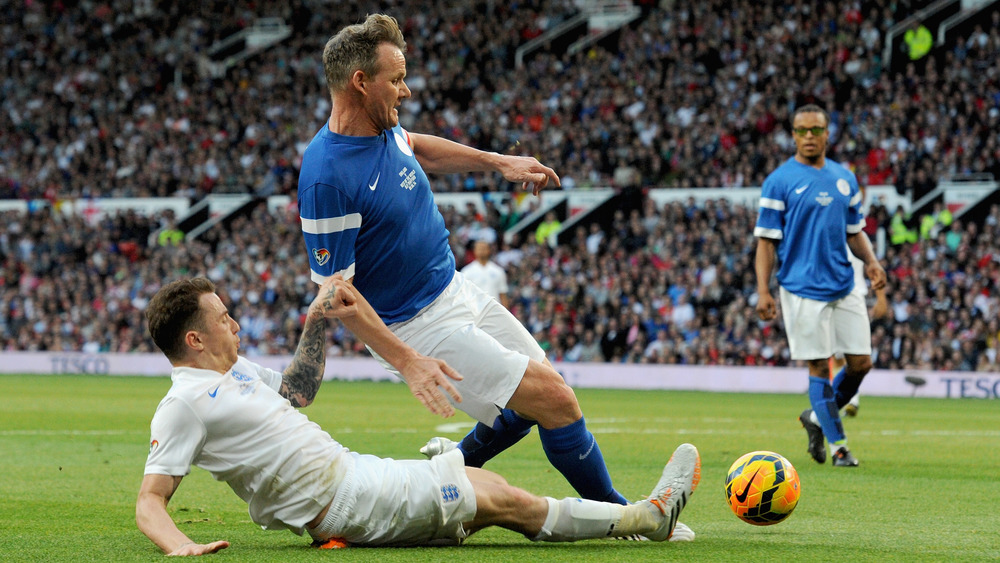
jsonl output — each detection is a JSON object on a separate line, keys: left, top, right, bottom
{"left": 457, "top": 409, "right": 535, "bottom": 468}
{"left": 832, "top": 366, "right": 863, "bottom": 409}
{"left": 808, "top": 376, "right": 846, "bottom": 444}
{"left": 538, "top": 417, "right": 628, "bottom": 505}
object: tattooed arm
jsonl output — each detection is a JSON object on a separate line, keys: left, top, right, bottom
{"left": 280, "top": 275, "right": 357, "bottom": 407}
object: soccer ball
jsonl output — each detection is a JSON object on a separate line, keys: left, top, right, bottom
{"left": 724, "top": 451, "right": 800, "bottom": 525}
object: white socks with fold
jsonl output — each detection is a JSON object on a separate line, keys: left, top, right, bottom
{"left": 531, "top": 497, "right": 656, "bottom": 542}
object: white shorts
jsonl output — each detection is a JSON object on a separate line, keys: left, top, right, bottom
{"left": 307, "top": 449, "right": 477, "bottom": 546}
{"left": 370, "top": 272, "right": 544, "bottom": 425}
{"left": 779, "top": 287, "right": 872, "bottom": 361}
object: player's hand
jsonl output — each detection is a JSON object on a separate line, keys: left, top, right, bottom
{"left": 167, "top": 540, "right": 230, "bottom": 556}
{"left": 311, "top": 275, "right": 358, "bottom": 320}
{"left": 399, "top": 355, "right": 463, "bottom": 418}
{"left": 497, "top": 155, "right": 561, "bottom": 196}
{"left": 866, "top": 263, "right": 887, "bottom": 291}
{"left": 756, "top": 292, "right": 777, "bottom": 321}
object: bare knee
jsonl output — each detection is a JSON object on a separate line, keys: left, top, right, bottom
{"left": 507, "top": 361, "right": 582, "bottom": 429}
{"left": 466, "top": 466, "right": 508, "bottom": 487}
{"left": 846, "top": 355, "right": 872, "bottom": 377}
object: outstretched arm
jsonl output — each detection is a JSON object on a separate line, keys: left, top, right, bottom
{"left": 408, "top": 132, "right": 560, "bottom": 196}
{"left": 294, "top": 275, "right": 463, "bottom": 416}
{"left": 136, "top": 474, "right": 230, "bottom": 556}
{"left": 337, "top": 277, "right": 464, "bottom": 417}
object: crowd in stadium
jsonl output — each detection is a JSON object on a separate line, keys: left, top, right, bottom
{"left": 2, "top": 194, "right": 999, "bottom": 372}
{"left": 1, "top": 1, "right": 999, "bottom": 373}
{"left": 4, "top": 0, "right": 999, "bottom": 200}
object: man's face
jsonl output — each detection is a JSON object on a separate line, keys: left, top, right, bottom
{"left": 792, "top": 112, "right": 828, "bottom": 162}
{"left": 366, "top": 43, "right": 411, "bottom": 131}
{"left": 473, "top": 240, "right": 491, "bottom": 262}
{"left": 196, "top": 293, "right": 240, "bottom": 369}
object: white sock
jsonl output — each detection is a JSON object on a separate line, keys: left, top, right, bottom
{"left": 531, "top": 497, "right": 624, "bottom": 542}
{"left": 830, "top": 441, "right": 848, "bottom": 456}
{"left": 614, "top": 502, "right": 661, "bottom": 537}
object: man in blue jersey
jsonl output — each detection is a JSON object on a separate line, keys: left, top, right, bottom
{"left": 753, "top": 104, "right": 887, "bottom": 467}
{"left": 297, "top": 13, "right": 653, "bottom": 531}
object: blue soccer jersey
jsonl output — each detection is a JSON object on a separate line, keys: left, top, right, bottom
{"left": 298, "top": 124, "right": 454, "bottom": 324}
{"left": 753, "top": 157, "right": 865, "bottom": 301}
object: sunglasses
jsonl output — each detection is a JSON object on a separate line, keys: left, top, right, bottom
{"left": 793, "top": 126, "right": 826, "bottom": 136}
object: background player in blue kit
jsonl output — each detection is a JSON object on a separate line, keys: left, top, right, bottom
{"left": 297, "top": 13, "right": 661, "bottom": 530}
{"left": 753, "top": 104, "right": 887, "bottom": 467}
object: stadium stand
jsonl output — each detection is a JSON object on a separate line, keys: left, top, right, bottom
{"left": 1, "top": 1, "right": 998, "bottom": 373}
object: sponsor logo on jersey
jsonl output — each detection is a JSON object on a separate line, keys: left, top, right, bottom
{"left": 441, "top": 484, "right": 461, "bottom": 503}
{"left": 399, "top": 167, "right": 417, "bottom": 190}
{"left": 312, "top": 248, "right": 330, "bottom": 266}
{"left": 208, "top": 384, "right": 220, "bottom": 398}
{"left": 815, "top": 191, "right": 833, "bottom": 206}
{"left": 794, "top": 184, "right": 809, "bottom": 194}
{"left": 368, "top": 172, "right": 380, "bottom": 191}
{"left": 149, "top": 439, "right": 159, "bottom": 454}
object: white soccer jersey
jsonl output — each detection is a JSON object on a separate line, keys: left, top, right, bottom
{"left": 144, "top": 357, "right": 353, "bottom": 533}
{"left": 459, "top": 261, "right": 508, "bottom": 302}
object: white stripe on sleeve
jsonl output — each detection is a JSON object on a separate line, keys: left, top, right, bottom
{"left": 311, "top": 263, "right": 356, "bottom": 285}
{"left": 301, "top": 214, "right": 362, "bottom": 235}
{"left": 759, "top": 197, "right": 785, "bottom": 211}
{"left": 754, "top": 227, "right": 783, "bottom": 239}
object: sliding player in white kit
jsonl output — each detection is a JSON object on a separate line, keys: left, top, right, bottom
{"left": 295, "top": 13, "right": 687, "bottom": 536}
{"left": 135, "top": 276, "right": 701, "bottom": 555}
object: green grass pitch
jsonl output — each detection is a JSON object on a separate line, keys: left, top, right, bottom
{"left": 1, "top": 374, "right": 998, "bottom": 562}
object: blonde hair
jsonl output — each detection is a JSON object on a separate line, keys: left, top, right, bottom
{"left": 323, "top": 14, "right": 406, "bottom": 93}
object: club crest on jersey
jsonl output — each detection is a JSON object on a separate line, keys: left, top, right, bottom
{"left": 815, "top": 191, "right": 833, "bottom": 206}
{"left": 231, "top": 369, "right": 252, "bottom": 382}
{"left": 836, "top": 178, "right": 851, "bottom": 196}
{"left": 441, "top": 483, "right": 461, "bottom": 503}
{"left": 312, "top": 248, "right": 330, "bottom": 266}
{"left": 394, "top": 132, "right": 414, "bottom": 157}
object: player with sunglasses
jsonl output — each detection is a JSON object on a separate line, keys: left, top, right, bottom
{"left": 753, "top": 104, "right": 886, "bottom": 467}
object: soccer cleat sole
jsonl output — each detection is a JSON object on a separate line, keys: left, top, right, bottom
{"left": 312, "top": 537, "right": 348, "bottom": 549}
